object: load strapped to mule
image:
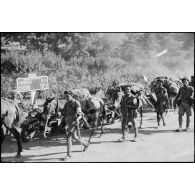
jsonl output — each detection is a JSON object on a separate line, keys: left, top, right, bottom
{"left": 190, "top": 76, "right": 194, "bottom": 87}
{"left": 150, "top": 76, "right": 183, "bottom": 109}
{"left": 151, "top": 77, "right": 182, "bottom": 95}
{"left": 71, "top": 88, "right": 104, "bottom": 114}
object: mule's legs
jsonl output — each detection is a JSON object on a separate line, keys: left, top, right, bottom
{"left": 9, "top": 127, "right": 22, "bottom": 157}
{"left": 98, "top": 117, "right": 104, "bottom": 138}
{"left": 44, "top": 115, "right": 50, "bottom": 138}
{"left": 1, "top": 127, "right": 5, "bottom": 145}
{"left": 111, "top": 111, "right": 115, "bottom": 124}
{"left": 139, "top": 107, "right": 143, "bottom": 129}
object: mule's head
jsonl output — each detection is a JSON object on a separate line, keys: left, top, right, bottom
{"left": 42, "top": 97, "right": 56, "bottom": 119}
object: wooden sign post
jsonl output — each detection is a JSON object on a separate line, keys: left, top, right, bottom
{"left": 16, "top": 73, "right": 49, "bottom": 108}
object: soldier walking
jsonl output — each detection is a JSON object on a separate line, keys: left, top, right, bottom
{"left": 174, "top": 77, "right": 194, "bottom": 132}
{"left": 154, "top": 79, "right": 169, "bottom": 128}
{"left": 118, "top": 86, "right": 140, "bottom": 142}
{"left": 62, "top": 91, "right": 89, "bottom": 160}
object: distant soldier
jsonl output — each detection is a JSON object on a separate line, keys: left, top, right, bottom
{"left": 62, "top": 91, "right": 89, "bottom": 160}
{"left": 174, "top": 77, "right": 194, "bottom": 132}
{"left": 118, "top": 86, "right": 140, "bottom": 142}
{"left": 154, "top": 78, "right": 169, "bottom": 128}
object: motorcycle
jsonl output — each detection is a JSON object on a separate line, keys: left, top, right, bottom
{"left": 21, "top": 108, "right": 46, "bottom": 142}
{"left": 21, "top": 108, "right": 64, "bottom": 142}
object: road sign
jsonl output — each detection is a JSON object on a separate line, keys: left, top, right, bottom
{"left": 16, "top": 76, "right": 49, "bottom": 92}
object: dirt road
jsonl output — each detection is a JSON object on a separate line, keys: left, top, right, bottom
{"left": 1, "top": 111, "right": 194, "bottom": 162}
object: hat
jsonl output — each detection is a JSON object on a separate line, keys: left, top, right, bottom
{"left": 181, "top": 77, "right": 189, "bottom": 82}
{"left": 157, "top": 78, "right": 163, "bottom": 83}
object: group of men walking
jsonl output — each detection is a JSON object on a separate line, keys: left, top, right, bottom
{"left": 60, "top": 77, "right": 194, "bottom": 160}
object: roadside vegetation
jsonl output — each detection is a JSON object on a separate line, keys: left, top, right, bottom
{"left": 1, "top": 33, "right": 194, "bottom": 98}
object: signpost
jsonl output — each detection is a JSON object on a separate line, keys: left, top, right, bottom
{"left": 16, "top": 74, "right": 49, "bottom": 108}
{"left": 16, "top": 75, "right": 49, "bottom": 92}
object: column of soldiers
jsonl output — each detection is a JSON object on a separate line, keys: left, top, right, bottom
{"left": 117, "top": 77, "right": 194, "bottom": 141}
{"left": 60, "top": 77, "right": 194, "bottom": 160}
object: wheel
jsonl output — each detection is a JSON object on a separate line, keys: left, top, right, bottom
{"left": 21, "top": 128, "right": 36, "bottom": 142}
{"left": 21, "top": 121, "right": 39, "bottom": 142}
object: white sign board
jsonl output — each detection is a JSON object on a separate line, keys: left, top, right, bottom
{"left": 16, "top": 76, "right": 49, "bottom": 92}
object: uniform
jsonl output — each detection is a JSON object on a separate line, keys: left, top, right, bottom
{"left": 120, "top": 93, "right": 139, "bottom": 141}
{"left": 62, "top": 98, "right": 88, "bottom": 159}
{"left": 154, "top": 86, "right": 168, "bottom": 114}
{"left": 175, "top": 77, "right": 194, "bottom": 131}
{"left": 177, "top": 86, "right": 194, "bottom": 116}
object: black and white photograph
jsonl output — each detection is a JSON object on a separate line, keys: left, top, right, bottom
{"left": 1, "top": 32, "right": 194, "bottom": 162}
{"left": 1, "top": 1, "right": 195, "bottom": 195}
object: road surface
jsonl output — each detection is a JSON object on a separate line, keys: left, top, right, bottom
{"left": 1, "top": 111, "right": 194, "bottom": 162}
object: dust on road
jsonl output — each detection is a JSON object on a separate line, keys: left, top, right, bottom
{"left": 1, "top": 111, "right": 194, "bottom": 162}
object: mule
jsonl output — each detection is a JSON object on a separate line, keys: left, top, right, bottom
{"left": 1, "top": 97, "right": 27, "bottom": 158}
{"left": 106, "top": 84, "right": 156, "bottom": 128}
{"left": 84, "top": 96, "right": 106, "bottom": 140}
{"left": 42, "top": 97, "right": 67, "bottom": 138}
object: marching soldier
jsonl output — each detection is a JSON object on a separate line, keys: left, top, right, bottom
{"left": 62, "top": 91, "right": 89, "bottom": 160}
{"left": 174, "top": 77, "right": 194, "bottom": 132}
{"left": 118, "top": 86, "right": 140, "bottom": 142}
{"left": 154, "top": 78, "right": 169, "bottom": 128}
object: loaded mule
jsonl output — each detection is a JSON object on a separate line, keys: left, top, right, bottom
{"left": 150, "top": 77, "right": 182, "bottom": 109}
{"left": 1, "top": 97, "right": 28, "bottom": 158}
{"left": 42, "top": 97, "right": 67, "bottom": 138}
{"left": 106, "top": 82, "right": 157, "bottom": 129}
{"left": 71, "top": 88, "right": 106, "bottom": 140}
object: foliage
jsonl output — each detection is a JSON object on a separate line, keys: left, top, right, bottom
{"left": 1, "top": 33, "right": 194, "bottom": 98}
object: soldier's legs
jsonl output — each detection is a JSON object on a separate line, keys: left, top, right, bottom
{"left": 178, "top": 114, "right": 183, "bottom": 129}
{"left": 186, "top": 115, "right": 191, "bottom": 129}
{"left": 122, "top": 117, "right": 127, "bottom": 138}
{"left": 185, "top": 103, "right": 192, "bottom": 130}
{"left": 177, "top": 104, "right": 185, "bottom": 131}
{"left": 118, "top": 116, "right": 127, "bottom": 142}
{"left": 131, "top": 118, "right": 138, "bottom": 141}
{"left": 160, "top": 113, "right": 166, "bottom": 126}
{"left": 66, "top": 132, "right": 72, "bottom": 158}
{"left": 72, "top": 129, "right": 88, "bottom": 149}
{"left": 157, "top": 112, "right": 161, "bottom": 126}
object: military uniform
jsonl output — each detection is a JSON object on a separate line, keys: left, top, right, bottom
{"left": 120, "top": 94, "right": 139, "bottom": 141}
{"left": 62, "top": 98, "right": 88, "bottom": 159}
{"left": 176, "top": 86, "right": 194, "bottom": 116}
{"left": 154, "top": 86, "right": 169, "bottom": 114}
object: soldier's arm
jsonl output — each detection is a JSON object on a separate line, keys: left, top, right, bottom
{"left": 120, "top": 96, "right": 125, "bottom": 108}
{"left": 175, "top": 88, "right": 181, "bottom": 100}
{"left": 190, "top": 87, "right": 194, "bottom": 99}
{"left": 164, "top": 88, "right": 168, "bottom": 96}
{"left": 75, "top": 101, "right": 82, "bottom": 116}
{"left": 174, "top": 88, "right": 181, "bottom": 109}
{"left": 61, "top": 104, "right": 67, "bottom": 117}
